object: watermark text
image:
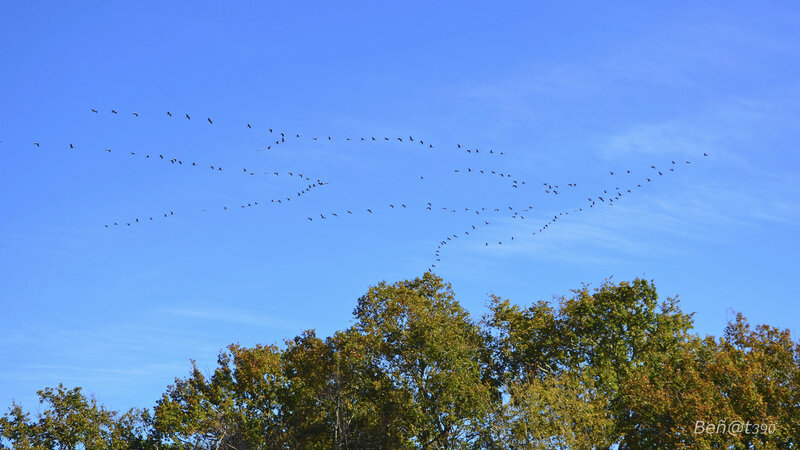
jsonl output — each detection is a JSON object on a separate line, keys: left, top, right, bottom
{"left": 694, "top": 420, "right": 776, "bottom": 435}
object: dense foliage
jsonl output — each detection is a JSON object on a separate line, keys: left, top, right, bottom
{"left": 3, "top": 274, "right": 799, "bottom": 448}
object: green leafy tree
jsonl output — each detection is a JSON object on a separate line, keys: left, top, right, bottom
{"left": 351, "top": 272, "right": 497, "bottom": 447}
{"left": 0, "top": 384, "right": 152, "bottom": 449}
{"left": 278, "top": 328, "right": 402, "bottom": 448}
{"left": 153, "top": 343, "right": 286, "bottom": 448}
{"left": 621, "top": 313, "right": 800, "bottom": 448}
{"left": 485, "top": 278, "right": 696, "bottom": 447}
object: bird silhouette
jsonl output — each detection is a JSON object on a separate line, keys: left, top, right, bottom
{"left": 185, "top": 114, "right": 191, "bottom": 120}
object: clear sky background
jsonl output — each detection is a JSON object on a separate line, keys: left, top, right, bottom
{"left": 1, "top": 1, "right": 798, "bottom": 412}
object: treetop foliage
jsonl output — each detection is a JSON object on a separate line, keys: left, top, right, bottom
{"left": 2, "top": 274, "right": 798, "bottom": 448}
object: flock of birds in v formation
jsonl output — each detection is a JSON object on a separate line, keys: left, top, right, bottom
{"left": 31, "top": 108, "right": 710, "bottom": 271}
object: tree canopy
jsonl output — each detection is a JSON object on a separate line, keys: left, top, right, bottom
{"left": 3, "top": 274, "right": 798, "bottom": 448}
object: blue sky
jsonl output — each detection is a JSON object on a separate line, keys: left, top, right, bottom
{"left": 1, "top": 1, "right": 798, "bottom": 411}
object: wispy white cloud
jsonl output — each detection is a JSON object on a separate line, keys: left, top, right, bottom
{"left": 160, "top": 306, "right": 302, "bottom": 331}
{"left": 438, "top": 168, "right": 800, "bottom": 270}
{"left": 600, "top": 121, "right": 717, "bottom": 160}
{"left": 2, "top": 363, "right": 183, "bottom": 380}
